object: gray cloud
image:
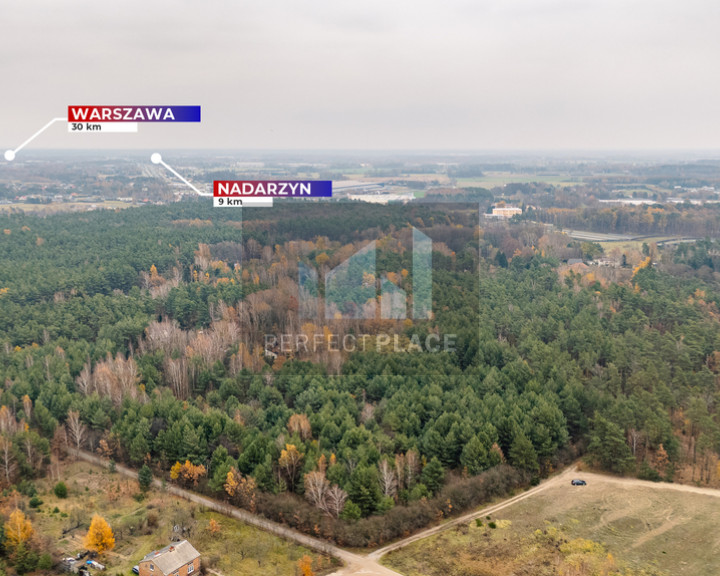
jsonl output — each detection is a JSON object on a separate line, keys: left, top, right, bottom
{"left": 1, "top": 0, "right": 719, "bottom": 151}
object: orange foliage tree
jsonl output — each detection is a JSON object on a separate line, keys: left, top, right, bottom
{"left": 224, "top": 467, "right": 257, "bottom": 512}
{"left": 84, "top": 514, "right": 115, "bottom": 554}
{"left": 4, "top": 509, "right": 33, "bottom": 552}
{"left": 297, "top": 555, "right": 314, "bottom": 576}
{"left": 170, "top": 460, "right": 207, "bottom": 487}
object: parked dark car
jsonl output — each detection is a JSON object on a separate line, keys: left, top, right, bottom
{"left": 571, "top": 479, "right": 587, "bottom": 486}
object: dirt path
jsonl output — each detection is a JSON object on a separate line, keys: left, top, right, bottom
{"left": 73, "top": 449, "right": 570, "bottom": 575}
{"left": 368, "top": 466, "right": 577, "bottom": 560}
{"left": 73, "top": 450, "right": 394, "bottom": 575}
{"left": 73, "top": 451, "right": 720, "bottom": 576}
{"left": 577, "top": 469, "right": 720, "bottom": 498}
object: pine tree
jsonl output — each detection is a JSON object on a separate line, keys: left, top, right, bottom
{"left": 587, "top": 416, "right": 634, "bottom": 474}
{"left": 421, "top": 457, "right": 445, "bottom": 495}
{"left": 509, "top": 431, "right": 539, "bottom": 473}
{"left": 460, "top": 436, "right": 489, "bottom": 476}
{"left": 138, "top": 464, "right": 153, "bottom": 492}
{"left": 348, "top": 465, "right": 381, "bottom": 517}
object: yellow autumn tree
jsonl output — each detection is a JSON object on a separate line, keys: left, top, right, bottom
{"left": 149, "top": 264, "right": 165, "bottom": 287}
{"left": 632, "top": 256, "right": 651, "bottom": 278}
{"left": 84, "top": 514, "right": 115, "bottom": 554}
{"left": 4, "top": 509, "right": 33, "bottom": 551}
{"left": 278, "top": 444, "right": 303, "bottom": 491}
{"left": 170, "top": 461, "right": 206, "bottom": 487}
{"left": 297, "top": 555, "right": 315, "bottom": 576}
{"left": 386, "top": 271, "right": 400, "bottom": 285}
{"left": 315, "top": 252, "right": 329, "bottom": 268}
{"left": 170, "top": 461, "right": 183, "bottom": 480}
{"left": 224, "top": 468, "right": 257, "bottom": 512}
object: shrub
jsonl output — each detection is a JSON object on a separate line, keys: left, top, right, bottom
{"left": 29, "top": 495, "right": 43, "bottom": 509}
{"left": 488, "top": 521, "right": 497, "bottom": 529}
{"left": 340, "top": 501, "right": 362, "bottom": 521}
{"left": 17, "top": 480, "right": 37, "bottom": 497}
{"left": 54, "top": 482, "right": 68, "bottom": 499}
{"left": 475, "top": 519, "right": 483, "bottom": 527}
{"left": 638, "top": 461, "right": 661, "bottom": 482}
{"left": 14, "top": 543, "right": 38, "bottom": 574}
{"left": 252, "top": 465, "right": 526, "bottom": 548}
{"left": 38, "top": 553, "right": 53, "bottom": 570}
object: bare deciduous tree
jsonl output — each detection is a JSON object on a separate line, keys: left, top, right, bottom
{"left": 21, "top": 395, "right": 32, "bottom": 422}
{"left": 0, "top": 405, "right": 16, "bottom": 436}
{"left": 0, "top": 435, "right": 17, "bottom": 486}
{"left": 304, "top": 471, "right": 329, "bottom": 509}
{"left": 164, "top": 357, "right": 190, "bottom": 400}
{"left": 324, "top": 484, "right": 348, "bottom": 519}
{"left": 23, "top": 434, "right": 40, "bottom": 471}
{"left": 66, "top": 410, "right": 87, "bottom": 453}
{"left": 378, "top": 459, "right": 397, "bottom": 499}
{"left": 395, "top": 453, "right": 406, "bottom": 492}
{"left": 142, "top": 318, "right": 189, "bottom": 355}
{"left": 287, "top": 414, "right": 312, "bottom": 441}
{"left": 76, "top": 362, "right": 93, "bottom": 395}
{"left": 405, "top": 450, "right": 420, "bottom": 489}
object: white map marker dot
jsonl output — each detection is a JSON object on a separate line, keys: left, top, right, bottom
{"left": 4, "top": 150, "right": 15, "bottom": 162}
{"left": 150, "top": 153, "right": 162, "bottom": 164}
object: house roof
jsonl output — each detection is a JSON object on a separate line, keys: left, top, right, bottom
{"left": 141, "top": 541, "right": 200, "bottom": 574}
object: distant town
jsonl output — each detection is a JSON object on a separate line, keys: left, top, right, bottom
{"left": 3, "top": 152, "right": 720, "bottom": 214}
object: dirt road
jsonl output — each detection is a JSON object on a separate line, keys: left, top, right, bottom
{"left": 73, "top": 450, "right": 569, "bottom": 575}
{"left": 74, "top": 450, "right": 393, "bottom": 575}
{"left": 74, "top": 451, "right": 720, "bottom": 576}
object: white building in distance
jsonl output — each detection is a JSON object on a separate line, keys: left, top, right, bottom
{"left": 491, "top": 206, "right": 522, "bottom": 219}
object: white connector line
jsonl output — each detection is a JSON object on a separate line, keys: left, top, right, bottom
{"left": 5, "top": 117, "right": 66, "bottom": 161}
{"left": 150, "top": 153, "right": 211, "bottom": 196}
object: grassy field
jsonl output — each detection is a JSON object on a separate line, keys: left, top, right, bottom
{"left": 25, "top": 460, "right": 334, "bottom": 576}
{"left": 384, "top": 475, "right": 720, "bottom": 576}
{"left": 598, "top": 236, "right": 678, "bottom": 253}
{"left": 457, "top": 172, "right": 581, "bottom": 188}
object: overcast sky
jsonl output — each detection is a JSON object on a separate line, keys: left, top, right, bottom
{"left": 1, "top": 0, "right": 720, "bottom": 151}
